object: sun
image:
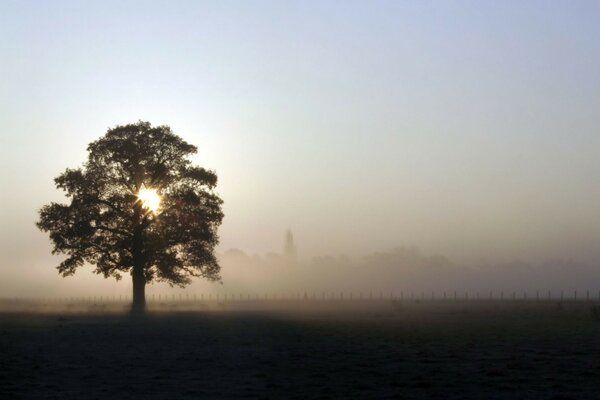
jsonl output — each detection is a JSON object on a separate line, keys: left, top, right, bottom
{"left": 137, "top": 186, "right": 161, "bottom": 213}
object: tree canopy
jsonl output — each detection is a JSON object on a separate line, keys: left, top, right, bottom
{"left": 37, "top": 121, "right": 224, "bottom": 311}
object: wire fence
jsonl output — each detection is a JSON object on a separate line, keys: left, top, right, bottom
{"left": 4, "top": 289, "right": 600, "bottom": 305}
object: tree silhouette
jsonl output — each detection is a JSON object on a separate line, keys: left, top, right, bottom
{"left": 37, "top": 121, "right": 224, "bottom": 314}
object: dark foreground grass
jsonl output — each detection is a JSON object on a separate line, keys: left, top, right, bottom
{"left": 1, "top": 302, "right": 600, "bottom": 399}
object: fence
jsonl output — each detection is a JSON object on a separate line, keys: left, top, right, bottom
{"left": 4, "top": 289, "right": 600, "bottom": 305}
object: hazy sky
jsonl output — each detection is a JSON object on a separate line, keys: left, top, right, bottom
{"left": 1, "top": 1, "right": 600, "bottom": 295}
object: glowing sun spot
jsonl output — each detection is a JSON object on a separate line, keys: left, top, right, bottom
{"left": 138, "top": 186, "right": 161, "bottom": 213}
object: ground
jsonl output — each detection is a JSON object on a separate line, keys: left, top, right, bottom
{"left": 1, "top": 301, "right": 600, "bottom": 399}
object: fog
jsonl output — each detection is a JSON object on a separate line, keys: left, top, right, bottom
{"left": 212, "top": 244, "right": 600, "bottom": 297}
{"left": 2, "top": 1, "right": 600, "bottom": 298}
{"left": 3, "top": 234, "right": 599, "bottom": 299}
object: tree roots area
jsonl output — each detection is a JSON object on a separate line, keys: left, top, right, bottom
{"left": 1, "top": 302, "right": 600, "bottom": 399}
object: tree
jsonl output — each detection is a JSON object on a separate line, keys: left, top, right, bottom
{"left": 36, "top": 121, "right": 224, "bottom": 314}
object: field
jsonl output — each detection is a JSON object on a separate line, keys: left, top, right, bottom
{"left": 1, "top": 300, "right": 600, "bottom": 399}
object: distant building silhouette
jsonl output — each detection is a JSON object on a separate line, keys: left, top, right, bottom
{"left": 284, "top": 229, "right": 297, "bottom": 261}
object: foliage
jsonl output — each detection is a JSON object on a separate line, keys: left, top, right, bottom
{"left": 37, "top": 121, "right": 224, "bottom": 287}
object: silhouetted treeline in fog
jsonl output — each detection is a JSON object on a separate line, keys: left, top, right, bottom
{"left": 215, "top": 247, "right": 600, "bottom": 294}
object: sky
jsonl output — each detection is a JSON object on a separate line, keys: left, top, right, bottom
{"left": 1, "top": 1, "right": 600, "bottom": 296}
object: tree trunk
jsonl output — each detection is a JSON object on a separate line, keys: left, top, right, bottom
{"left": 131, "top": 206, "right": 146, "bottom": 315}
{"left": 131, "top": 262, "right": 146, "bottom": 315}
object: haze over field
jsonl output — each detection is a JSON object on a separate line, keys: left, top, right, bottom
{"left": 1, "top": 1, "right": 600, "bottom": 297}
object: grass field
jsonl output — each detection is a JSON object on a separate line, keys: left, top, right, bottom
{"left": 1, "top": 301, "right": 600, "bottom": 399}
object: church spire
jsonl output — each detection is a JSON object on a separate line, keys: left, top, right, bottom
{"left": 284, "top": 229, "right": 297, "bottom": 260}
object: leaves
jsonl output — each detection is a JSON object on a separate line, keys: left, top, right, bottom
{"left": 37, "top": 121, "right": 224, "bottom": 286}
